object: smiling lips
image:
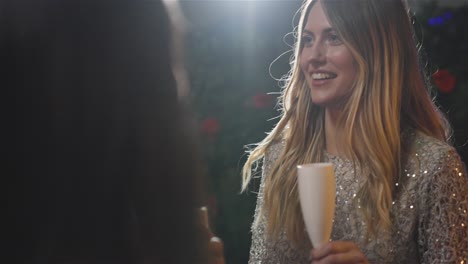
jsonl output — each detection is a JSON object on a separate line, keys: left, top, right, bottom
{"left": 309, "top": 71, "right": 337, "bottom": 86}
{"left": 312, "top": 72, "right": 336, "bottom": 80}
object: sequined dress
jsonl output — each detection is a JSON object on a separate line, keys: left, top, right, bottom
{"left": 248, "top": 131, "right": 468, "bottom": 263}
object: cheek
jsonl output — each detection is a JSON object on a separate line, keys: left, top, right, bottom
{"left": 299, "top": 63, "right": 306, "bottom": 75}
{"left": 329, "top": 48, "right": 355, "bottom": 72}
{"left": 345, "top": 56, "right": 357, "bottom": 76}
{"left": 298, "top": 60, "right": 305, "bottom": 74}
{"left": 298, "top": 50, "right": 308, "bottom": 72}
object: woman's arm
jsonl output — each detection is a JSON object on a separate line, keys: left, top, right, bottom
{"left": 418, "top": 147, "right": 468, "bottom": 263}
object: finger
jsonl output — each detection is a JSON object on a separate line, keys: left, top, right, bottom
{"left": 208, "top": 237, "right": 226, "bottom": 264}
{"left": 209, "top": 237, "right": 224, "bottom": 257}
{"left": 311, "top": 241, "right": 359, "bottom": 260}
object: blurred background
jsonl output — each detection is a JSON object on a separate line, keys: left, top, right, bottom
{"left": 179, "top": 1, "right": 468, "bottom": 263}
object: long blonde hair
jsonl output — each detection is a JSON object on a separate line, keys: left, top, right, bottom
{"left": 242, "top": 0, "right": 449, "bottom": 246}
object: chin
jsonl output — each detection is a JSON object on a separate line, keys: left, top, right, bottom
{"left": 310, "top": 96, "right": 347, "bottom": 110}
{"left": 309, "top": 88, "right": 350, "bottom": 109}
{"left": 310, "top": 95, "right": 333, "bottom": 107}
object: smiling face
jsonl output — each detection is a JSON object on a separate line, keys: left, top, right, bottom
{"left": 299, "top": 0, "right": 356, "bottom": 109}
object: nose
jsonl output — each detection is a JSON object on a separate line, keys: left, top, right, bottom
{"left": 304, "top": 42, "right": 326, "bottom": 68}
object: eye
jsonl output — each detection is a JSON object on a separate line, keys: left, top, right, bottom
{"left": 301, "top": 34, "right": 314, "bottom": 47}
{"left": 327, "top": 32, "right": 343, "bottom": 45}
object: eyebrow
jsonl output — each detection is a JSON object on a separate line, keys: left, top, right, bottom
{"left": 302, "top": 28, "right": 335, "bottom": 35}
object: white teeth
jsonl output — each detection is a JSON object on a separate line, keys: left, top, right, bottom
{"left": 311, "top": 73, "right": 335, "bottom": 80}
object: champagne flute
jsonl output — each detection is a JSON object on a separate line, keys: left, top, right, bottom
{"left": 297, "top": 163, "right": 336, "bottom": 248}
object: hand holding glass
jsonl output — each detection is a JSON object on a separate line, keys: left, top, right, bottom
{"left": 297, "top": 163, "right": 336, "bottom": 248}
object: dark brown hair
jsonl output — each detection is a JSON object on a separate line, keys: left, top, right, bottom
{"left": 5, "top": 0, "right": 204, "bottom": 262}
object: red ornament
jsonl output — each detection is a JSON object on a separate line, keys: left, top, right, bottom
{"left": 432, "top": 69, "right": 456, "bottom": 94}
{"left": 201, "top": 117, "right": 221, "bottom": 137}
{"left": 252, "top": 92, "right": 275, "bottom": 109}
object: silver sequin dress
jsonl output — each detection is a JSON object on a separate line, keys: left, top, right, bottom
{"left": 249, "top": 131, "right": 468, "bottom": 263}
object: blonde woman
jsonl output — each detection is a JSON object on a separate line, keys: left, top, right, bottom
{"left": 242, "top": 0, "right": 468, "bottom": 263}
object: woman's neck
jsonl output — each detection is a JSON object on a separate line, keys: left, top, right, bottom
{"left": 324, "top": 108, "right": 341, "bottom": 155}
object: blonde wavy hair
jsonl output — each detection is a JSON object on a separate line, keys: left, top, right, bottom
{"left": 242, "top": 0, "right": 449, "bottom": 246}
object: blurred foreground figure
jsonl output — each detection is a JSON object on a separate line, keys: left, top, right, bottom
{"left": 242, "top": 0, "right": 468, "bottom": 263}
{"left": 5, "top": 0, "right": 223, "bottom": 263}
